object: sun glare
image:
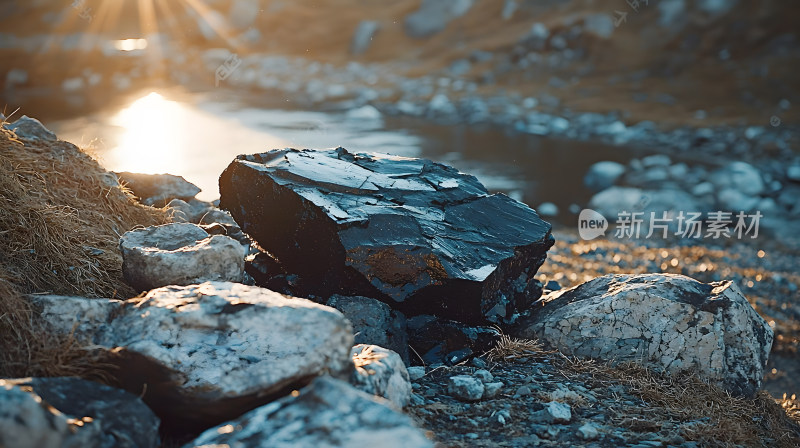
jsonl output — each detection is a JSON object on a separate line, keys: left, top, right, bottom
{"left": 111, "top": 92, "right": 184, "bottom": 174}
{"left": 106, "top": 91, "right": 289, "bottom": 200}
{"left": 113, "top": 38, "right": 148, "bottom": 51}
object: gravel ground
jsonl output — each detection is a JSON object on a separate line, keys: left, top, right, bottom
{"left": 536, "top": 226, "right": 800, "bottom": 398}
{"left": 406, "top": 225, "right": 800, "bottom": 447}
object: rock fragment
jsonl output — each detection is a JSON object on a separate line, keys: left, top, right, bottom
{"left": 184, "top": 376, "right": 433, "bottom": 448}
{"left": 120, "top": 222, "right": 245, "bottom": 291}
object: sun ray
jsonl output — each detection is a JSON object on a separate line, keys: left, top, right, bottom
{"left": 176, "top": 0, "right": 241, "bottom": 52}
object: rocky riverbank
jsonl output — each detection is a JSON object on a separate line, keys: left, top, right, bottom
{"left": 1, "top": 116, "right": 799, "bottom": 447}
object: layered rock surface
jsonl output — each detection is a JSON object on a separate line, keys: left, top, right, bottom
{"left": 0, "top": 377, "right": 160, "bottom": 448}
{"left": 219, "top": 147, "right": 554, "bottom": 324}
{"left": 185, "top": 376, "right": 433, "bottom": 448}
{"left": 120, "top": 223, "right": 245, "bottom": 291}
{"left": 514, "top": 273, "right": 773, "bottom": 396}
{"left": 33, "top": 282, "right": 354, "bottom": 433}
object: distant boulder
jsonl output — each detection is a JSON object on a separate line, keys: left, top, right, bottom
{"left": 404, "top": 0, "right": 474, "bottom": 38}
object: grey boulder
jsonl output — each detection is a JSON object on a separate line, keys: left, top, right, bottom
{"left": 120, "top": 222, "right": 245, "bottom": 291}
{"left": 514, "top": 274, "right": 773, "bottom": 396}
{"left": 350, "top": 344, "right": 412, "bottom": 408}
{"left": 0, "top": 377, "right": 160, "bottom": 448}
{"left": 184, "top": 376, "right": 434, "bottom": 448}
{"left": 327, "top": 295, "right": 409, "bottom": 364}
{"left": 115, "top": 172, "right": 201, "bottom": 206}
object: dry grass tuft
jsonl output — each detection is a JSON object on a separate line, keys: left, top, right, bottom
{"left": 485, "top": 334, "right": 554, "bottom": 362}
{"left": 352, "top": 345, "right": 388, "bottom": 374}
{"left": 0, "top": 125, "right": 169, "bottom": 378}
{"left": 557, "top": 355, "right": 800, "bottom": 448}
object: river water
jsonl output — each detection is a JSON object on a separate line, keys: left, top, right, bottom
{"left": 45, "top": 87, "right": 654, "bottom": 223}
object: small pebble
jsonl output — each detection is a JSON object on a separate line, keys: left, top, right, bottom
{"left": 515, "top": 385, "right": 532, "bottom": 397}
{"left": 473, "top": 369, "right": 494, "bottom": 383}
{"left": 577, "top": 422, "right": 599, "bottom": 440}
{"left": 407, "top": 366, "right": 426, "bottom": 381}
{"left": 471, "top": 357, "right": 488, "bottom": 368}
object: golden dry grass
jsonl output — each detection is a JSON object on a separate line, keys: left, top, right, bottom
{"left": 554, "top": 351, "right": 800, "bottom": 448}
{"left": 0, "top": 123, "right": 169, "bottom": 378}
{"left": 484, "top": 334, "right": 554, "bottom": 362}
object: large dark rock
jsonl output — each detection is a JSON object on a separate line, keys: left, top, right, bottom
{"left": 0, "top": 377, "right": 160, "bottom": 448}
{"left": 407, "top": 315, "right": 502, "bottom": 366}
{"left": 220, "top": 147, "right": 554, "bottom": 324}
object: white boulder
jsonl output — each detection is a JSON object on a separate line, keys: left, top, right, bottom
{"left": 120, "top": 223, "right": 245, "bottom": 291}
{"left": 350, "top": 344, "right": 411, "bottom": 408}
{"left": 514, "top": 274, "right": 773, "bottom": 396}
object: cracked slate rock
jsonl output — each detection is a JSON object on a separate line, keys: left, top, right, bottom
{"left": 350, "top": 344, "right": 412, "bottom": 408}
{"left": 328, "top": 295, "right": 409, "bottom": 364}
{"left": 120, "top": 223, "right": 245, "bottom": 291}
{"left": 61, "top": 282, "right": 353, "bottom": 433}
{"left": 116, "top": 172, "right": 201, "bottom": 206}
{"left": 185, "top": 376, "right": 433, "bottom": 448}
{"left": 514, "top": 273, "right": 773, "bottom": 397}
{"left": 0, "top": 377, "right": 160, "bottom": 448}
{"left": 219, "top": 147, "right": 554, "bottom": 324}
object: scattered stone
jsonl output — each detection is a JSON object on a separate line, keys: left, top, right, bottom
{"left": 219, "top": 148, "right": 554, "bottom": 324}
{"left": 404, "top": 0, "right": 474, "bottom": 38}
{"left": 407, "top": 366, "right": 426, "bottom": 381}
{"left": 584, "top": 161, "right": 626, "bottom": 192}
{"left": 350, "top": 344, "right": 412, "bottom": 408}
{"left": 120, "top": 223, "right": 245, "bottom": 291}
{"left": 577, "top": 422, "right": 600, "bottom": 440}
{"left": 87, "top": 282, "right": 353, "bottom": 432}
{"left": 483, "top": 382, "right": 504, "bottom": 398}
{"left": 514, "top": 274, "right": 773, "bottom": 396}
{"left": 115, "top": 172, "right": 201, "bottom": 206}
{"left": 787, "top": 165, "right": 800, "bottom": 182}
{"left": 471, "top": 357, "right": 488, "bottom": 368}
{"left": 3, "top": 115, "right": 57, "bottom": 142}
{"left": 589, "top": 187, "right": 705, "bottom": 224}
{"left": 710, "top": 161, "right": 765, "bottom": 196}
{"left": 327, "top": 295, "right": 409, "bottom": 364}
{"left": 515, "top": 385, "right": 532, "bottom": 397}
{"left": 448, "top": 375, "right": 484, "bottom": 401}
{"left": 537, "top": 202, "right": 559, "bottom": 216}
{"left": 351, "top": 20, "right": 380, "bottom": 55}
{"left": 534, "top": 401, "right": 572, "bottom": 424}
{"left": 346, "top": 104, "right": 382, "bottom": 121}
{"left": 407, "top": 315, "right": 501, "bottom": 365}
{"left": 584, "top": 14, "right": 614, "bottom": 39}
{"left": 473, "top": 369, "right": 494, "bottom": 383}
{"left": 0, "top": 377, "right": 160, "bottom": 448}
{"left": 185, "top": 376, "right": 433, "bottom": 448}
